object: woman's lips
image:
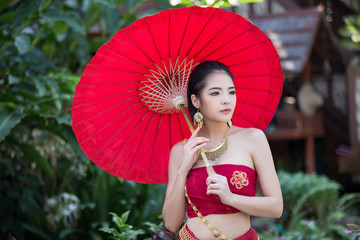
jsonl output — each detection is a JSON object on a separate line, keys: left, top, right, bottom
{"left": 220, "top": 108, "right": 232, "bottom": 114}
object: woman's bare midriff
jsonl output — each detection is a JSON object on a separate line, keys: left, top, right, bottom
{"left": 186, "top": 212, "right": 251, "bottom": 239}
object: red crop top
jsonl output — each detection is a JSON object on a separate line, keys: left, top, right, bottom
{"left": 186, "top": 164, "right": 257, "bottom": 218}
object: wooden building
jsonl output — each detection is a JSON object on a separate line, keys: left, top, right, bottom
{"left": 240, "top": 0, "right": 360, "bottom": 189}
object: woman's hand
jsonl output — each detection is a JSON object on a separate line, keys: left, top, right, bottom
{"left": 206, "top": 173, "right": 233, "bottom": 205}
{"left": 180, "top": 127, "right": 209, "bottom": 173}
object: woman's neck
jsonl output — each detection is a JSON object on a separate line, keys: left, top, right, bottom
{"left": 199, "top": 120, "right": 229, "bottom": 146}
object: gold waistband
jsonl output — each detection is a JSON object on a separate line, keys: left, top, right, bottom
{"left": 179, "top": 224, "right": 196, "bottom": 240}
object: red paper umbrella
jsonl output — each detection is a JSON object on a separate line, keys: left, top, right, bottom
{"left": 71, "top": 6, "right": 283, "bottom": 184}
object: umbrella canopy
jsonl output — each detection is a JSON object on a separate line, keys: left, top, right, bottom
{"left": 71, "top": 6, "right": 283, "bottom": 184}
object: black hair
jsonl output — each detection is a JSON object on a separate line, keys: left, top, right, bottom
{"left": 187, "top": 61, "right": 234, "bottom": 121}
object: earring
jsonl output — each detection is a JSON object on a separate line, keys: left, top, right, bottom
{"left": 227, "top": 119, "right": 232, "bottom": 128}
{"left": 194, "top": 109, "right": 203, "bottom": 128}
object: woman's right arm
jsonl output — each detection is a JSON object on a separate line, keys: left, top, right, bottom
{"left": 162, "top": 127, "right": 209, "bottom": 232}
{"left": 162, "top": 143, "right": 188, "bottom": 232}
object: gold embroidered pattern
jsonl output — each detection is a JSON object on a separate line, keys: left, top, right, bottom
{"left": 230, "top": 171, "right": 249, "bottom": 189}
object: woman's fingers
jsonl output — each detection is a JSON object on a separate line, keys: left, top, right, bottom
{"left": 185, "top": 127, "right": 210, "bottom": 153}
{"left": 188, "top": 126, "right": 201, "bottom": 141}
{"left": 186, "top": 137, "right": 209, "bottom": 146}
{"left": 184, "top": 142, "right": 207, "bottom": 158}
{"left": 181, "top": 127, "right": 210, "bottom": 169}
{"left": 206, "top": 175, "right": 227, "bottom": 197}
{"left": 207, "top": 183, "right": 222, "bottom": 196}
{"left": 207, "top": 182, "right": 220, "bottom": 190}
{"left": 206, "top": 174, "right": 228, "bottom": 186}
{"left": 194, "top": 142, "right": 207, "bottom": 151}
{"left": 206, "top": 174, "right": 220, "bottom": 185}
{"left": 184, "top": 137, "right": 209, "bottom": 151}
{"left": 188, "top": 136, "right": 209, "bottom": 143}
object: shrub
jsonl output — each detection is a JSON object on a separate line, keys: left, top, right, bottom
{"left": 259, "top": 171, "right": 360, "bottom": 240}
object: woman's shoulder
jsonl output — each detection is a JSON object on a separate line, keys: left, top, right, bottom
{"left": 229, "top": 126, "right": 265, "bottom": 139}
{"left": 170, "top": 139, "right": 186, "bottom": 154}
{"left": 229, "top": 127, "right": 268, "bottom": 149}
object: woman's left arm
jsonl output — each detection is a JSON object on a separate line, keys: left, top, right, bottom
{"left": 206, "top": 128, "right": 283, "bottom": 218}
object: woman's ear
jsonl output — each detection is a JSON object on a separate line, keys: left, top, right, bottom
{"left": 191, "top": 94, "right": 201, "bottom": 109}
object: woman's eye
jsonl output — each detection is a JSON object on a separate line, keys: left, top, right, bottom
{"left": 229, "top": 90, "right": 236, "bottom": 95}
{"left": 210, "top": 92, "right": 220, "bottom": 96}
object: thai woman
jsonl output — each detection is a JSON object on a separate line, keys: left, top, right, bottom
{"left": 162, "top": 61, "right": 283, "bottom": 240}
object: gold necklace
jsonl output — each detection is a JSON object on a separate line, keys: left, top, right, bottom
{"left": 198, "top": 127, "right": 229, "bottom": 161}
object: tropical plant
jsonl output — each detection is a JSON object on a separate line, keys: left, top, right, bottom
{"left": 101, "top": 211, "right": 175, "bottom": 240}
{"left": 0, "top": 0, "right": 168, "bottom": 239}
{"left": 283, "top": 193, "right": 360, "bottom": 240}
{"left": 277, "top": 171, "right": 340, "bottom": 226}
{"left": 100, "top": 211, "right": 146, "bottom": 240}
{"left": 171, "top": 0, "right": 262, "bottom": 9}
{"left": 338, "top": 14, "right": 360, "bottom": 65}
{"left": 258, "top": 171, "right": 360, "bottom": 240}
{"left": 143, "top": 219, "right": 175, "bottom": 240}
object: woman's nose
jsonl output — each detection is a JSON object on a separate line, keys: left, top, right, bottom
{"left": 222, "top": 94, "right": 230, "bottom": 104}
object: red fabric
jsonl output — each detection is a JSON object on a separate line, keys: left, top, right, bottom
{"left": 186, "top": 164, "right": 257, "bottom": 218}
{"left": 180, "top": 224, "right": 258, "bottom": 240}
{"left": 71, "top": 6, "right": 283, "bottom": 184}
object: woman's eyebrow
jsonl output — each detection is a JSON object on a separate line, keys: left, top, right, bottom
{"left": 208, "top": 86, "right": 235, "bottom": 91}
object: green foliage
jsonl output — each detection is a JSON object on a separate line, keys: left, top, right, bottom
{"left": 0, "top": 106, "right": 26, "bottom": 142}
{"left": 143, "top": 214, "right": 176, "bottom": 239}
{"left": 338, "top": 14, "right": 360, "bottom": 66}
{"left": 101, "top": 212, "right": 174, "bottom": 240}
{"left": 278, "top": 171, "right": 340, "bottom": 225}
{"left": 278, "top": 171, "right": 340, "bottom": 203}
{"left": 0, "top": 0, "right": 168, "bottom": 239}
{"left": 339, "top": 15, "right": 360, "bottom": 51}
{"left": 288, "top": 183, "right": 339, "bottom": 230}
{"left": 260, "top": 171, "right": 360, "bottom": 240}
{"left": 171, "top": 0, "right": 262, "bottom": 9}
{"left": 100, "top": 211, "right": 145, "bottom": 240}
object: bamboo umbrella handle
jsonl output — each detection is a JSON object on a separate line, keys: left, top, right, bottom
{"left": 177, "top": 102, "right": 215, "bottom": 176}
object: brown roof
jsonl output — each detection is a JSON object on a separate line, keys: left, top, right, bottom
{"left": 250, "top": 7, "right": 323, "bottom": 75}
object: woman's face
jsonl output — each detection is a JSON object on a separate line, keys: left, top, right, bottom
{"left": 192, "top": 70, "right": 236, "bottom": 124}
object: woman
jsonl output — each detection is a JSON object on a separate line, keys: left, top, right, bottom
{"left": 162, "top": 61, "right": 283, "bottom": 240}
